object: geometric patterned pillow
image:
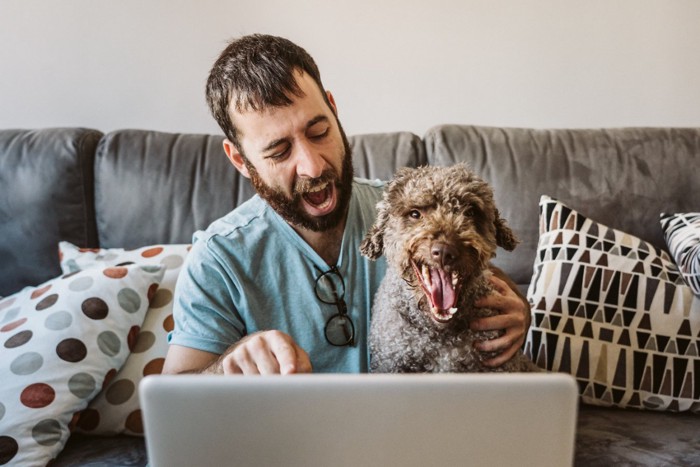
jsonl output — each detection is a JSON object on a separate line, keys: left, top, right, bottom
{"left": 0, "top": 264, "right": 164, "bottom": 465}
{"left": 58, "top": 242, "right": 190, "bottom": 436}
{"left": 660, "top": 212, "right": 700, "bottom": 297}
{"left": 525, "top": 196, "right": 700, "bottom": 413}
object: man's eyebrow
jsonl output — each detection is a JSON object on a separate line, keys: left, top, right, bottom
{"left": 306, "top": 115, "right": 329, "bottom": 129}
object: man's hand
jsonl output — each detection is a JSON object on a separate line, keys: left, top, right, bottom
{"left": 213, "top": 330, "right": 313, "bottom": 375}
{"left": 470, "top": 271, "right": 531, "bottom": 368}
{"left": 162, "top": 331, "right": 312, "bottom": 375}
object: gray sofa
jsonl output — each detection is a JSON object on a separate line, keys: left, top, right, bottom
{"left": 1, "top": 125, "right": 699, "bottom": 465}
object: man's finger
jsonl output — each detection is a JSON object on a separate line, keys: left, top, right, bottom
{"left": 481, "top": 345, "right": 519, "bottom": 368}
{"left": 221, "top": 357, "right": 242, "bottom": 375}
{"left": 486, "top": 273, "right": 510, "bottom": 294}
{"left": 244, "top": 333, "right": 284, "bottom": 374}
{"left": 470, "top": 313, "right": 519, "bottom": 332}
{"left": 475, "top": 294, "right": 502, "bottom": 309}
{"left": 219, "top": 330, "right": 311, "bottom": 375}
{"left": 476, "top": 287, "right": 519, "bottom": 310}
{"left": 223, "top": 347, "right": 260, "bottom": 375}
{"left": 294, "top": 347, "right": 313, "bottom": 374}
{"left": 474, "top": 330, "right": 520, "bottom": 352}
{"left": 269, "top": 335, "right": 301, "bottom": 375}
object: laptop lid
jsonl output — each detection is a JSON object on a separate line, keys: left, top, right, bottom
{"left": 140, "top": 373, "right": 578, "bottom": 467}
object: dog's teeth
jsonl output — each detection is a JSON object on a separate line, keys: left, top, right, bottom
{"left": 451, "top": 272, "right": 458, "bottom": 287}
{"left": 422, "top": 264, "right": 430, "bottom": 284}
{"left": 448, "top": 307, "right": 458, "bottom": 315}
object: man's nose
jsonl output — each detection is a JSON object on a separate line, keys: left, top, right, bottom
{"left": 295, "top": 141, "right": 325, "bottom": 179}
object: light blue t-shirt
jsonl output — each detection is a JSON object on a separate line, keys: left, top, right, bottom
{"left": 169, "top": 178, "right": 387, "bottom": 373}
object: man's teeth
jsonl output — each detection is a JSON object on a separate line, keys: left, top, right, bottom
{"left": 303, "top": 182, "right": 333, "bottom": 209}
{"left": 307, "top": 182, "right": 328, "bottom": 193}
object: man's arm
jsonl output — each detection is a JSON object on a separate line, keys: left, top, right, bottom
{"left": 162, "top": 330, "right": 313, "bottom": 375}
{"left": 165, "top": 237, "right": 314, "bottom": 375}
{"left": 162, "top": 345, "right": 219, "bottom": 374}
{"left": 470, "top": 266, "right": 531, "bottom": 367}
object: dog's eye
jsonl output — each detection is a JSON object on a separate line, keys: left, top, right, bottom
{"left": 408, "top": 209, "right": 421, "bottom": 219}
{"left": 463, "top": 206, "right": 475, "bottom": 218}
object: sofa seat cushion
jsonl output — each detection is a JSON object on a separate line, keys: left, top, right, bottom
{"left": 49, "top": 405, "right": 700, "bottom": 467}
{"left": 576, "top": 405, "right": 700, "bottom": 466}
{"left": 52, "top": 434, "right": 146, "bottom": 467}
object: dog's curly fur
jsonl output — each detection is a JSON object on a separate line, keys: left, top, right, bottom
{"left": 361, "top": 164, "right": 539, "bottom": 373}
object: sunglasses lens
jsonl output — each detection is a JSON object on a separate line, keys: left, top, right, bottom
{"left": 315, "top": 272, "right": 345, "bottom": 303}
{"left": 325, "top": 314, "right": 354, "bottom": 346}
{"left": 315, "top": 268, "right": 353, "bottom": 346}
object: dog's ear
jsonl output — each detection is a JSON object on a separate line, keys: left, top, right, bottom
{"left": 360, "top": 200, "right": 389, "bottom": 260}
{"left": 361, "top": 167, "right": 416, "bottom": 260}
{"left": 494, "top": 209, "right": 519, "bottom": 251}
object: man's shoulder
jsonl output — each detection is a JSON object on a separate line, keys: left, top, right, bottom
{"left": 353, "top": 176, "right": 386, "bottom": 190}
{"left": 352, "top": 177, "right": 386, "bottom": 202}
{"left": 193, "top": 195, "right": 270, "bottom": 244}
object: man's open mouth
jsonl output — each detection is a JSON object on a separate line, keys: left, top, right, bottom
{"left": 301, "top": 181, "right": 337, "bottom": 216}
{"left": 411, "top": 260, "right": 460, "bottom": 323}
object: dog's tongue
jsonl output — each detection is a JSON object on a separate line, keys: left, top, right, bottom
{"left": 429, "top": 268, "right": 456, "bottom": 310}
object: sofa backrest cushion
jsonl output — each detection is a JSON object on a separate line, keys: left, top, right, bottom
{"left": 425, "top": 125, "right": 700, "bottom": 288}
{"left": 349, "top": 131, "right": 427, "bottom": 181}
{"left": 94, "top": 129, "right": 424, "bottom": 250}
{"left": 0, "top": 128, "right": 102, "bottom": 296}
{"left": 94, "top": 130, "right": 252, "bottom": 248}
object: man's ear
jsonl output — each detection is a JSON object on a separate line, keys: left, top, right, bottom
{"left": 223, "top": 139, "right": 250, "bottom": 179}
{"left": 326, "top": 90, "right": 338, "bottom": 116}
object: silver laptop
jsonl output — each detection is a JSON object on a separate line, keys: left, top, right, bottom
{"left": 140, "top": 373, "right": 578, "bottom": 467}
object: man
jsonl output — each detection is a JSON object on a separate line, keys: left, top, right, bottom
{"left": 163, "top": 34, "right": 530, "bottom": 375}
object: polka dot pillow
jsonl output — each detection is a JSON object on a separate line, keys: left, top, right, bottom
{"left": 0, "top": 264, "right": 164, "bottom": 466}
{"left": 59, "top": 242, "right": 190, "bottom": 436}
{"left": 660, "top": 213, "right": 700, "bottom": 297}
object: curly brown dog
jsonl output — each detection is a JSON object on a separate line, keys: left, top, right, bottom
{"left": 360, "top": 164, "right": 540, "bottom": 373}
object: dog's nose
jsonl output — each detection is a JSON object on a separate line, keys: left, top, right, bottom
{"left": 431, "top": 242, "right": 458, "bottom": 267}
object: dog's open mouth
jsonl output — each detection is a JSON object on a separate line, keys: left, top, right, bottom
{"left": 411, "top": 261, "right": 460, "bottom": 323}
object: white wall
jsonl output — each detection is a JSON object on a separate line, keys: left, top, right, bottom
{"left": 1, "top": 0, "right": 699, "bottom": 137}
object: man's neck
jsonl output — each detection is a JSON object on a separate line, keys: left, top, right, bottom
{"left": 292, "top": 217, "right": 347, "bottom": 267}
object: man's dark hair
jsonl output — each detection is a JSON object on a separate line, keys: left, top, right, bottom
{"left": 206, "top": 34, "right": 328, "bottom": 150}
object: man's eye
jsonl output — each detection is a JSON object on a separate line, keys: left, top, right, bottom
{"left": 268, "top": 146, "right": 290, "bottom": 160}
{"left": 309, "top": 127, "right": 329, "bottom": 140}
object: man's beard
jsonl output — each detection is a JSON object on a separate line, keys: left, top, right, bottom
{"left": 245, "top": 129, "right": 354, "bottom": 233}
